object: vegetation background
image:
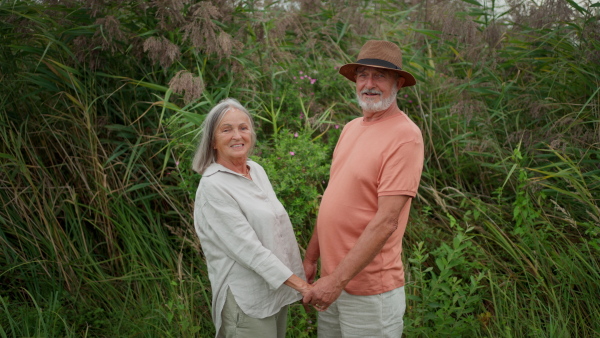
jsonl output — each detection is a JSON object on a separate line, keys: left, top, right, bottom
{"left": 1, "top": 0, "right": 599, "bottom": 336}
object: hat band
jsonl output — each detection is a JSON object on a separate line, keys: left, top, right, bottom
{"left": 356, "top": 58, "right": 401, "bottom": 70}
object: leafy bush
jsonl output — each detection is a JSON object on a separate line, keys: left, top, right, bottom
{"left": 405, "top": 220, "right": 486, "bottom": 337}
{"left": 2, "top": 0, "right": 599, "bottom": 336}
{"left": 254, "top": 129, "right": 331, "bottom": 246}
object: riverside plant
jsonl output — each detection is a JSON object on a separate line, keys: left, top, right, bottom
{"left": 1, "top": 0, "right": 599, "bottom": 337}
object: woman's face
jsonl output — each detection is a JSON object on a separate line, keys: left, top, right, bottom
{"left": 213, "top": 108, "right": 253, "bottom": 164}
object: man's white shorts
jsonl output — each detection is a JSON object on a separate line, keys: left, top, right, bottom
{"left": 318, "top": 286, "right": 406, "bottom": 338}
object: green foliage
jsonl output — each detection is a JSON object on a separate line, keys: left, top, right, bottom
{"left": 254, "top": 129, "right": 331, "bottom": 245}
{"left": 405, "top": 224, "right": 485, "bottom": 337}
{"left": 0, "top": 292, "right": 77, "bottom": 337}
{"left": 1, "top": 0, "right": 599, "bottom": 336}
{"left": 286, "top": 304, "right": 317, "bottom": 338}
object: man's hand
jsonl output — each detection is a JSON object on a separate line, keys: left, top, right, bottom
{"left": 302, "top": 275, "right": 344, "bottom": 312}
{"left": 303, "top": 259, "right": 317, "bottom": 284}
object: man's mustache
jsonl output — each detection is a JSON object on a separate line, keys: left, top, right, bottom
{"left": 360, "top": 89, "right": 382, "bottom": 95}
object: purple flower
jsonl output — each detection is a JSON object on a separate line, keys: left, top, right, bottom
{"left": 404, "top": 94, "right": 409, "bottom": 98}
{"left": 300, "top": 113, "right": 304, "bottom": 119}
{"left": 175, "top": 161, "right": 179, "bottom": 167}
{"left": 335, "top": 124, "right": 339, "bottom": 129}
{"left": 293, "top": 76, "right": 296, "bottom": 80}
{"left": 299, "top": 71, "right": 303, "bottom": 74}
{"left": 408, "top": 100, "right": 413, "bottom": 103}
{"left": 289, "top": 151, "right": 295, "bottom": 156}
{"left": 294, "top": 132, "right": 299, "bottom": 138}
{"left": 310, "top": 79, "right": 316, "bottom": 84}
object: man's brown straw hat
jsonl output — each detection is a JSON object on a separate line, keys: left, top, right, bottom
{"left": 339, "top": 40, "right": 416, "bottom": 87}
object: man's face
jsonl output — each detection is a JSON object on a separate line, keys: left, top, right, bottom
{"left": 355, "top": 66, "right": 402, "bottom": 113}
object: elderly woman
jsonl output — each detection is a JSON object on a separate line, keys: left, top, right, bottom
{"left": 192, "top": 98, "right": 310, "bottom": 337}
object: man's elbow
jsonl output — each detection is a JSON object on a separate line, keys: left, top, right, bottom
{"left": 381, "top": 218, "right": 399, "bottom": 236}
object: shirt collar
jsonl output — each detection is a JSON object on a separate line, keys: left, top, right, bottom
{"left": 202, "top": 160, "right": 253, "bottom": 177}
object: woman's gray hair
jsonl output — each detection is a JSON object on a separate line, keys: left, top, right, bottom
{"left": 192, "top": 98, "right": 256, "bottom": 174}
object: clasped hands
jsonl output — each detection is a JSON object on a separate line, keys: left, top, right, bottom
{"left": 300, "top": 260, "right": 344, "bottom": 312}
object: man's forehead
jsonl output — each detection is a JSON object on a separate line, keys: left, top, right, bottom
{"left": 356, "top": 66, "right": 389, "bottom": 74}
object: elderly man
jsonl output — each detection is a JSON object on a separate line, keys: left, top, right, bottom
{"left": 303, "top": 40, "right": 424, "bottom": 337}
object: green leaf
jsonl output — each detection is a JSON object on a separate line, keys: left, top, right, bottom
{"left": 126, "top": 183, "right": 153, "bottom": 193}
{"left": 468, "top": 87, "right": 500, "bottom": 95}
{"left": 566, "top": 0, "right": 589, "bottom": 13}
{"left": 410, "top": 28, "right": 442, "bottom": 38}
{"left": 461, "top": 0, "right": 482, "bottom": 6}
{"left": 0, "top": 153, "right": 16, "bottom": 160}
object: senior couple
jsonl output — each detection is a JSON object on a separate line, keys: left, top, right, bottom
{"left": 193, "top": 40, "right": 424, "bottom": 337}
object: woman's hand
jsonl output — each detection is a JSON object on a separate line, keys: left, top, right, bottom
{"left": 284, "top": 274, "right": 312, "bottom": 296}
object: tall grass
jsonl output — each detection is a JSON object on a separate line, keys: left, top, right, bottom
{"left": 1, "top": 0, "right": 599, "bottom": 336}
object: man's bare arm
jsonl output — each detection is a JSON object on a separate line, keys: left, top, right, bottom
{"left": 303, "top": 195, "right": 411, "bottom": 310}
{"left": 303, "top": 229, "right": 320, "bottom": 284}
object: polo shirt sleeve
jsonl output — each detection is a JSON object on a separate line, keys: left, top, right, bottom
{"left": 378, "top": 136, "right": 424, "bottom": 197}
{"left": 199, "top": 188, "right": 293, "bottom": 290}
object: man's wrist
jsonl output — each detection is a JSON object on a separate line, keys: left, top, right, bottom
{"left": 330, "top": 269, "right": 351, "bottom": 289}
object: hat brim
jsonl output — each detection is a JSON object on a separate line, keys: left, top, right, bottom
{"left": 339, "top": 61, "right": 416, "bottom": 87}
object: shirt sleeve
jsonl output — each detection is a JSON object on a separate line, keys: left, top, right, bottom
{"left": 378, "top": 136, "right": 424, "bottom": 197}
{"left": 198, "top": 191, "right": 293, "bottom": 290}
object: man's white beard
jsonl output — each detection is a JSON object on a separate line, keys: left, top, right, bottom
{"left": 356, "top": 85, "right": 398, "bottom": 113}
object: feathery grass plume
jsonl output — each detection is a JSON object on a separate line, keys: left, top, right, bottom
{"left": 143, "top": 36, "right": 181, "bottom": 69}
{"left": 217, "top": 31, "right": 235, "bottom": 58}
{"left": 181, "top": 2, "right": 239, "bottom": 58}
{"left": 264, "top": 12, "right": 303, "bottom": 62}
{"left": 271, "top": 12, "right": 300, "bottom": 43}
{"left": 581, "top": 17, "right": 600, "bottom": 64}
{"left": 94, "top": 15, "right": 127, "bottom": 54}
{"left": 129, "top": 36, "right": 147, "bottom": 61}
{"left": 3, "top": 0, "right": 599, "bottom": 335}
{"left": 150, "top": 0, "right": 188, "bottom": 30}
{"left": 331, "top": 5, "right": 373, "bottom": 36}
{"left": 507, "top": 129, "right": 535, "bottom": 150}
{"left": 73, "top": 35, "right": 103, "bottom": 70}
{"left": 483, "top": 21, "right": 505, "bottom": 50}
{"left": 450, "top": 99, "right": 486, "bottom": 125}
{"left": 298, "top": 0, "right": 321, "bottom": 12}
{"left": 168, "top": 70, "right": 204, "bottom": 103}
{"left": 507, "top": 0, "right": 575, "bottom": 29}
{"left": 428, "top": 0, "right": 483, "bottom": 62}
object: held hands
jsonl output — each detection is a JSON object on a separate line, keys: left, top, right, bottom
{"left": 289, "top": 268, "right": 343, "bottom": 313}
{"left": 302, "top": 275, "right": 344, "bottom": 312}
{"left": 301, "top": 258, "right": 344, "bottom": 312}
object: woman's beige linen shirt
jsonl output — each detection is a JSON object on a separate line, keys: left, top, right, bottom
{"left": 194, "top": 160, "right": 305, "bottom": 336}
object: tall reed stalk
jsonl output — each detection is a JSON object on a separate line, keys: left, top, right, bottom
{"left": 1, "top": 0, "right": 599, "bottom": 336}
